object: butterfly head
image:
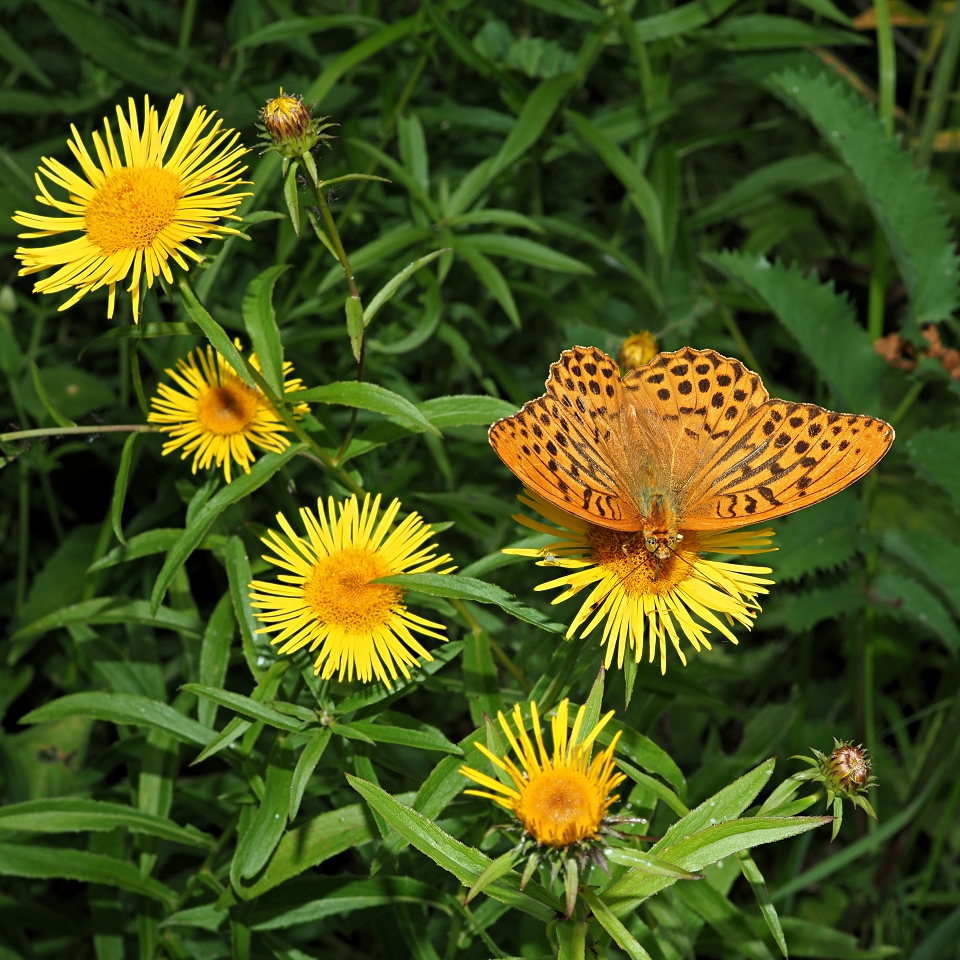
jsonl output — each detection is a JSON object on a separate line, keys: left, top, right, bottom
{"left": 642, "top": 495, "right": 681, "bottom": 562}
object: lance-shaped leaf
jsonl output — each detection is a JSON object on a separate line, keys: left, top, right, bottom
{"left": 241, "top": 264, "right": 288, "bottom": 396}
{"left": 296, "top": 381, "right": 440, "bottom": 436}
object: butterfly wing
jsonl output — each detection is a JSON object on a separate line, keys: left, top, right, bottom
{"left": 621, "top": 346, "right": 893, "bottom": 528}
{"left": 488, "top": 346, "right": 644, "bottom": 530}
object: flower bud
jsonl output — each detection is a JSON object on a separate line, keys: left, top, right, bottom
{"left": 258, "top": 89, "right": 335, "bottom": 160}
{"left": 619, "top": 331, "right": 659, "bottom": 370}
{"left": 825, "top": 740, "right": 872, "bottom": 798}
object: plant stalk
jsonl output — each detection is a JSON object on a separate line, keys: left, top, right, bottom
{"left": 915, "top": 0, "right": 960, "bottom": 167}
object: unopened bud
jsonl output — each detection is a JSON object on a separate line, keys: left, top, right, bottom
{"left": 258, "top": 89, "right": 336, "bottom": 160}
{"left": 619, "top": 331, "right": 658, "bottom": 370}
{"left": 825, "top": 740, "right": 872, "bottom": 798}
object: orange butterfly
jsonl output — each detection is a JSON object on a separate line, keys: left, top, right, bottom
{"left": 489, "top": 346, "right": 894, "bottom": 561}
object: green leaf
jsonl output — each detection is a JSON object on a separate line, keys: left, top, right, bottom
{"left": 348, "top": 139, "right": 438, "bottom": 219}
{"left": 461, "top": 234, "right": 593, "bottom": 274}
{"left": 150, "top": 445, "right": 302, "bottom": 612}
{"left": 615, "top": 759, "right": 690, "bottom": 817}
{"left": 376, "top": 572, "right": 566, "bottom": 633}
{"left": 78, "top": 322, "right": 202, "bottom": 359}
{"left": 198, "top": 593, "right": 236, "bottom": 728}
{"left": 0, "top": 798, "right": 213, "bottom": 848}
{"left": 282, "top": 162, "right": 300, "bottom": 235}
{"left": 36, "top": 0, "right": 177, "bottom": 94}
{"left": 0, "top": 842, "right": 176, "bottom": 905}
{"left": 29, "top": 360, "right": 75, "bottom": 428}
{"left": 305, "top": 15, "right": 419, "bottom": 107}
{"left": 465, "top": 849, "right": 520, "bottom": 904}
{"left": 233, "top": 15, "right": 384, "bottom": 50}
{"left": 0, "top": 25, "right": 54, "bottom": 88}
{"left": 362, "top": 249, "right": 447, "bottom": 327}
{"left": 784, "top": 580, "right": 864, "bottom": 633}
{"left": 906, "top": 427, "right": 960, "bottom": 509}
{"left": 690, "top": 153, "right": 843, "bottom": 228}
{"left": 882, "top": 530, "right": 960, "bottom": 615}
{"left": 245, "top": 875, "right": 446, "bottom": 931}
{"left": 418, "top": 395, "right": 517, "bottom": 429}
{"left": 11, "top": 597, "right": 202, "bottom": 643}
{"left": 872, "top": 572, "right": 960, "bottom": 651}
{"left": 633, "top": 0, "right": 740, "bottom": 42}
{"left": 449, "top": 73, "right": 578, "bottom": 216}
{"left": 295, "top": 381, "right": 440, "bottom": 436}
{"left": 233, "top": 737, "right": 295, "bottom": 885}
{"left": 705, "top": 14, "right": 867, "bottom": 50}
{"left": 598, "top": 718, "right": 687, "bottom": 795}
{"left": 706, "top": 252, "right": 884, "bottom": 412}
{"left": 289, "top": 729, "right": 331, "bottom": 822}
{"left": 672, "top": 880, "right": 776, "bottom": 960}
{"left": 347, "top": 775, "right": 560, "bottom": 920}
{"left": 769, "top": 69, "right": 960, "bottom": 329}
{"left": 345, "top": 296, "right": 365, "bottom": 362}
{"left": 603, "top": 847, "right": 704, "bottom": 881}
{"left": 110, "top": 432, "right": 139, "bottom": 546}
{"left": 178, "top": 279, "right": 255, "bottom": 388}
{"left": 566, "top": 110, "right": 664, "bottom": 253}
{"left": 344, "top": 714, "right": 461, "bottom": 755}
{"left": 738, "top": 851, "right": 788, "bottom": 958}
{"left": 20, "top": 692, "right": 213, "bottom": 747}
{"left": 181, "top": 685, "right": 305, "bottom": 733}
{"left": 242, "top": 265, "right": 289, "bottom": 396}
{"left": 463, "top": 630, "right": 505, "bottom": 726}
{"left": 455, "top": 239, "right": 521, "bottom": 327}
{"left": 778, "top": 917, "right": 900, "bottom": 959}
{"left": 88, "top": 528, "right": 224, "bottom": 572}
{"left": 317, "top": 224, "right": 432, "bottom": 294}
{"left": 226, "top": 535, "right": 270, "bottom": 682}
{"left": 579, "top": 888, "right": 652, "bottom": 960}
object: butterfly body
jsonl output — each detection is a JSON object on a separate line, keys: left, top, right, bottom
{"left": 489, "top": 345, "right": 894, "bottom": 534}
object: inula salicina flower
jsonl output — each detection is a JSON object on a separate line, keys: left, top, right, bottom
{"left": 506, "top": 491, "right": 776, "bottom": 673}
{"left": 14, "top": 95, "right": 248, "bottom": 320}
{"left": 148, "top": 342, "right": 308, "bottom": 483}
{"left": 250, "top": 494, "right": 454, "bottom": 686}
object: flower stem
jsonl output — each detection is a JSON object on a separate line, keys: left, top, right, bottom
{"left": 310, "top": 175, "right": 359, "bottom": 301}
{"left": 0, "top": 424, "right": 156, "bottom": 444}
{"left": 915, "top": 0, "right": 960, "bottom": 168}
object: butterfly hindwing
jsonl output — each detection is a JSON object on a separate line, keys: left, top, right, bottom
{"left": 489, "top": 347, "right": 642, "bottom": 529}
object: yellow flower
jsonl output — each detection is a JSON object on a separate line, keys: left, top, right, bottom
{"left": 13, "top": 94, "right": 248, "bottom": 320}
{"left": 618, "top": 331, "right": 659, "bottom": 370}
{"left": 462, "top": 699, "right": 625, "bottom": 849}
{"left": 507, "top": 492, "right": 775, "bottom": 674}
{"left": 249, "top": 494, "right": 455, "bottom": 686}
{"left": 148, "top": 342, "right": 308, "bottom": 483}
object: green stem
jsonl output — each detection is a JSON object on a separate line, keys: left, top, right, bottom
{"left": 311, "top": 176, "right": 360, "bottom": 301}
{"left": 867, "top": 227, "right": 888, "bottom": 342}
{"left": 875, "top": 0, "right": 897, "bottom": 136}
{"left": 178, "top": 0, "right": 198, "bottom": 51}
{"left": 890, "top": 377, "right": 926, "bottom": 425}
{"left": 915, "top": 0, "right": 960, "bottom": 167}
{"left": 16, "top": 460, "right": 29, "bottom": 614}
{"left": 0, "top": 424, "right": 155, "bottom": 444}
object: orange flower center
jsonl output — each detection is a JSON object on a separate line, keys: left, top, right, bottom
{"left": 85, "top": 166, "right": 181, "bottom": 253}
{"left": 588, "top": 528, "right": 701, "bottom": 596}
{"left": 197, "top": 383, "right": 260, "bottom": 436}
{"left": 516, "top": 768, "right": 603, "bottom": 847}
{"left": 302, "top": 547, "right": 401, "bottom": 634}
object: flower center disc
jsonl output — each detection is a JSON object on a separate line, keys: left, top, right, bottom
{"left": 303, "top": 548, "right": 401, "bottom": 634}
{"left": 518, "top": 769, "right": 600, "bottom": 846}
{"left": 85, "top": 166, "right": 181, "bottom": 254}
{"left": 588, "top": 528, "right": 701, "bottom": 596}
{"left": 197, "top": 384, "right": 260, "bottom": 436}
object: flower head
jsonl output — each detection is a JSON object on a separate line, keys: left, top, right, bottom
{"left": 14, "top": 95, "right": 248, "bottom": 320}
{"left": 618, "top": 331, "right": 659, "bottom": 370}
{"left": 506, "top": 492, "right": 776, "bottom": 674}
{"left": 148, "top": 342, "right": 308, "bottom": 483}
{"left": 463, "top": 699, "right": 625, "bottom": 849}
{"left": 258, "top": 89, "right": 336, "bottom": 160}
{"left": 793, "top": 739, "right": 877, "bottom": 838}
{"left": 249, "top": 494, "right": 454, "bottom": 686}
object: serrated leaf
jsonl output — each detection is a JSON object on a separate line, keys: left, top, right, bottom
{"left": 769, "top": 69, "right": 960, "bottom": 329}
{"left": 706, "top": 252, "right": 884, "bottom": 412}
{"left": 785, "top": 580, "right": 864, "bottom": 633}
{"left": 906, "top": 427, "right": 960, "bottom": 509}
{"left": 881, "top": 529, "right": 960, "bottom": 615}
{"left": 872, "top": 571, "right": 960, "bottom": 651}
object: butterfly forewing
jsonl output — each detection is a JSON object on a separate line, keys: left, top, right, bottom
{"left": 488, "top": 347, "right": 643, "bottom": 529}
{"left": 679, "top": 401, "right": 894, "bottom": 528}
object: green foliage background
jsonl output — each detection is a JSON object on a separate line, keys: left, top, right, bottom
{"left": 1, "top": 0, "right": 960, "bottom": 958}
